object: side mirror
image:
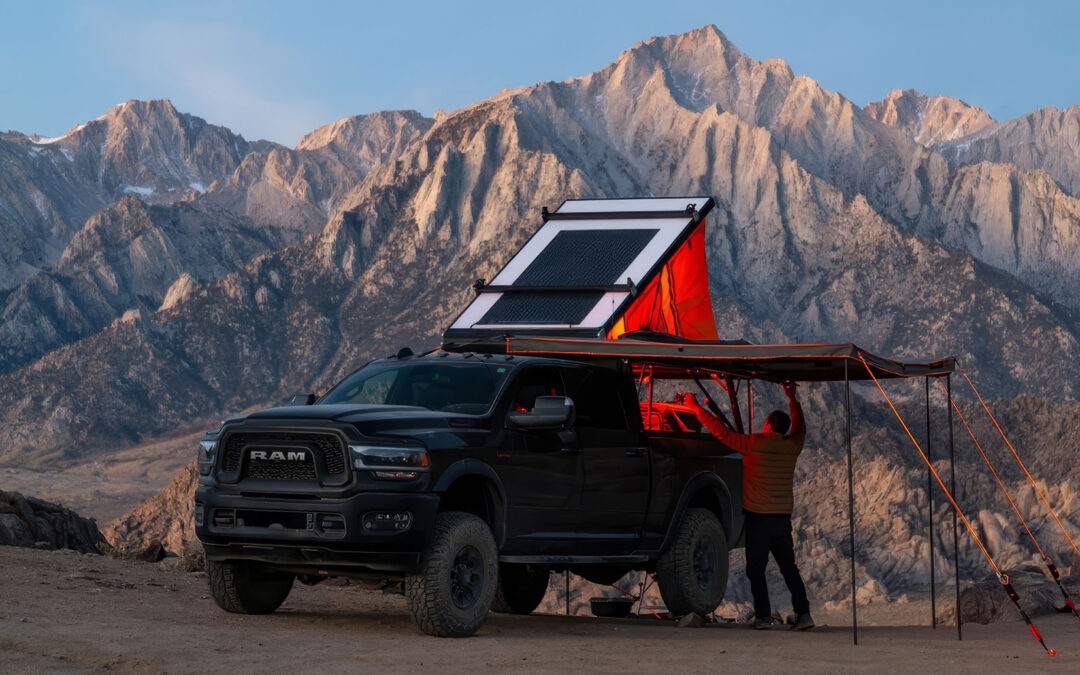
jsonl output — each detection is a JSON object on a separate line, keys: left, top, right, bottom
{"left": 289, "top": 393, "right": 317, "bottom": 406}
{"left": 508, "top": 396, "right": 576, "bottom": 429}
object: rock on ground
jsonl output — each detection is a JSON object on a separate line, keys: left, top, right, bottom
{"left": 103, "top": 460, "right": 202, "bottom": 569}
{"left": 955, "top": 565, "right": 1080, "bottom": 624}
{"left": 0, "top": 490, "right": 107, "bottom": 553}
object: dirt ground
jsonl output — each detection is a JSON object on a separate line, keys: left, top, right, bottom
{"left": 0, "top": 547, "right": 1075, "bottom": 674}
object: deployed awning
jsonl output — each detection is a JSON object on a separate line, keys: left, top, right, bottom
{"left": 447, "top": 334, "right": 955, "bottom": 382}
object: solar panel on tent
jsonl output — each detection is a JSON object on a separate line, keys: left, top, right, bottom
{"left": 444, "top": 197, "right": 715, "bottom": 340}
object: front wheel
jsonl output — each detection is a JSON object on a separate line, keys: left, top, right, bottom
{"left": 207, "top": 560, "right": 294, "bottom": 614}
{"left": 406, "top": 511, "right": 498, "bottom": 637}
{"left": 655, "top": 507, "right": 729, "bottom": 617}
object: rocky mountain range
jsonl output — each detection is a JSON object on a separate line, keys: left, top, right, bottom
{"left": 4, "top": 25, "right": 1080, "bottom": 604}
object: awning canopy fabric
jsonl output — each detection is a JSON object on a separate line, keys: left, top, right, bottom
{"left": 446, "top": 335, "right": 955, "bottom": 382}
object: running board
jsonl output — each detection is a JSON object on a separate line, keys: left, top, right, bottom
{"left": 499, "top": 554, "right": 649, "bottom": 565}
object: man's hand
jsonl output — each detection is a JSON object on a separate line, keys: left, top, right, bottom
{"left": 782, "top": 381, "right": 798, "bottom": 399}
{"left": 674, "top": 392, "right": 702, "bottom": 409}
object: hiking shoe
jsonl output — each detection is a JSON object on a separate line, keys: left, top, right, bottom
{"left": 753, "top": 616, "right": 778, "bottom": 630}
{"left": 790, "top": 613, "right": 815, "bottom": 631}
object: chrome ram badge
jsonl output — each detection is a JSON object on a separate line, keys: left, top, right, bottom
{"left": 249, "top": 450, "right": 307, "bottom": 461}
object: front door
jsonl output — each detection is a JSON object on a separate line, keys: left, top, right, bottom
{"left": 496, "top": 365, "right": 584, "bottom": 552}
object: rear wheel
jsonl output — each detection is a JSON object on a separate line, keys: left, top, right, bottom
{"left": 207, "top": 560, "right": 294, "bottom": 614}
{"left": 491, "top": 563, "right": 549, "bottom": 614}
{"left": 655, "top": 507, "right": 728, "bottom": 617}
{"left": 406, "top": 511, "right": 498, "bottom": 637}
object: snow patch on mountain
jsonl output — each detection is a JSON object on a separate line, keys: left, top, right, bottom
{"left": 121, "top": 185, "right": 155, "bottom": 197}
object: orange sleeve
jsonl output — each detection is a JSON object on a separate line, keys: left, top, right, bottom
{"left": 692, "top": 407, "right": 754, "bottom": 455}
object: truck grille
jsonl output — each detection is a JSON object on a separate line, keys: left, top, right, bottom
{"left": 221, "top": 431, "right": 347, "bottom": 481}
{"left": 245, "top": 458, "right": 317, "bottom": 481}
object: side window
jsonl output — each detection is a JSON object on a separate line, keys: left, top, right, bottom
{"left": 508, "top": 366, "right": 564, "bottom": 413}
{"left": 565, "top": 368, "right": 629, "bottom": 430}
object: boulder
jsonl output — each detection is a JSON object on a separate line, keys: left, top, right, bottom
{"left": 0, "top": 491, "right": 107, "bottom": 553}
{"left": 104, "top": 461, "right": 202, "bottom": 569}
{"left": 958, "top": 566, "right": 1080, "bottom": 624}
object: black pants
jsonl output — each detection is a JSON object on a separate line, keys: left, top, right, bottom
{"left": 744, "top": 510, "right": 810, "bottom": 619}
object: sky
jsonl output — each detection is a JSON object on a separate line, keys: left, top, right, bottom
{"left": 1, "top": 0, "right": 1078, "bottom": 146}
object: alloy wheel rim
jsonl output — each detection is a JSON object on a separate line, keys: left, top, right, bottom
{"left": 693, "top": 537, "right": 716, "bottom": 591}
{"left": 450, "top": 545, "right": 484, "bottom": 609}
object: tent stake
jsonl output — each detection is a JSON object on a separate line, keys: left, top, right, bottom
{"left": 947, "top": 374, "right": 961, "bottom": 640}
{"left": 845, "top": 360, "right": 857, "bottom": 645}
{"left": 926, "top": 376, "right": 936, "bottom": 629}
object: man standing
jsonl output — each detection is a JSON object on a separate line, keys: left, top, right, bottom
{"left": 676, "top": 382, "right": 813, "bottom": 630}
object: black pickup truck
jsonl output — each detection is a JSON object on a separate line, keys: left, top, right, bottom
{"left": 195, "top": 350, "right": 744, "bottom": 637}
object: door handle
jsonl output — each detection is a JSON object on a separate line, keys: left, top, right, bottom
{"left": 625, "top": 448, "right": 648, "bottom": 457}
{"left": 560, "top": 447, "right": 582, "bottom": 454}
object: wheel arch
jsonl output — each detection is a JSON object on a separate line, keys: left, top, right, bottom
{"left": 432, "top": 459, "right": 508, "bottom": 549}
{"left": 661, "top": 471, "right": 735, "bottom": 552}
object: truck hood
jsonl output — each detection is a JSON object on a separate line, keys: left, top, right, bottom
{"left": 235, "top": 404, "right": 483, "bottom": 429}
{"left": 244, "top": 404, "right": 429, "bottom": 421}
{"left": 225, "top": 404, "right": 489, "bottom": 448}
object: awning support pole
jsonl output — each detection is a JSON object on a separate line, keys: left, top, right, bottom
{"left": 845, "top": 360, "right": 857, "bottom": 645}
{"left": 646, "top": 367, "right": 654, "bottom": 428}
{"left": 747, "top": 379, "right": 753, "bottom": 432}
{"left": 948, "top": 373, "right": 961, "bottom": 640}
{"left": 926, "top": 376, "right": 936, "bottom": 629}
{"left": 723, "top": 374, "right": 744, "bottom": 433}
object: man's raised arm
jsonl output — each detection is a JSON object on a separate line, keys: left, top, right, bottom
{"left": 784, "top": 382, "right": 805, "bottom": 441}
{"left": 676, "top": 392, "right": 753, "bottom": 454}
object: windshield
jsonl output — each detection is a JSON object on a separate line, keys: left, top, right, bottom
{"left": 320, "top": 361, "right": 511, "bottom": 414}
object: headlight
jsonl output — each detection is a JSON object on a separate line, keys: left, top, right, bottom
{"left": 349, "top": 445, "right": 430, "bottom": 480}
{"left": 198, "top": 440, "right": 218, "bottom": 476}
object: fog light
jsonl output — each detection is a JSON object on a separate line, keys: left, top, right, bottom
{"left": 317, "top": 513, "right": 346, "bottom": 535}
{"left": 362, "top": 511, "right": 413, "bottom": 532}
{"left": 194, "top": 501, "right": 205, "bottom": 527}
{"left": 213, "top": 509, "right": 236, "bottom": 528}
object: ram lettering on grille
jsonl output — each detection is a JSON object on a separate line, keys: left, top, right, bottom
{"left": 250, "top": 450, "right": 307, "bottom": 461}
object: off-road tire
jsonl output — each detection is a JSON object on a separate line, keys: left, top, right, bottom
{"left": 655, "top": 507, "right": 728, "bottom": 617}
{"left": 207, "top": 560, "right": 294, "bottom": 614}
{"left": 406, "top": 511, "right": 498, "bottom": 637}
{"left": 491, "top": 563, "right": 549, "bottom": 614}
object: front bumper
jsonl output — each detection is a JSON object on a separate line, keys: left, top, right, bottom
{"left": 195, "top": 487, "right": 439, "bottom": 576}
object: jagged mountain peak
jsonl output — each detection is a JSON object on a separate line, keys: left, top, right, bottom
{"left": 641, "top": 24, "right": 742, "bottom": 62}
{"left": 933, "top": 103, "right": 1080, "bottom": 197}
{"left": 594, "top": 24, "right": 758, "bottom": 112}
{"left": 295, "top": 109, "right": 433, "bottom": 175}
{"left": 9, "top": 97, "right": 253, "bottom": 218}
{"left": 99, "top": 98, "right": 182, "bottom": 124}
{"left": 29, "top": 99, "right": 229, "bottom": 151}
{"left": 296, "top": 110, "right": 431, "bottom": 151}
{"left": 865, "top": 88, "right": 994, "bottom": 146}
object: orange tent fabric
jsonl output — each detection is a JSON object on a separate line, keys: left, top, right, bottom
{"left": 607, "top": 221, "right": 718, "bottom": 341}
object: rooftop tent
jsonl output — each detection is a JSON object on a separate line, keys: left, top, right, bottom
{"left": 443, "top": 197, "right": 719, "bottom": 342}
